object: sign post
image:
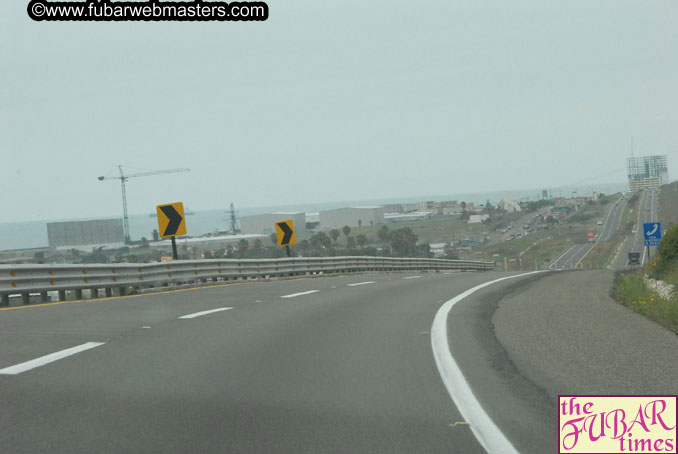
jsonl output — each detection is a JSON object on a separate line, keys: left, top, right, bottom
{"left": 156, "top": 202, "right": 187, "bottom": 260}
{"left": 275, "top": 219, "right": 297, "bottom": 257}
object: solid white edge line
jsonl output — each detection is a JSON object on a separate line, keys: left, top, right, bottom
{"left": 280, "top": 290, "right": 319, "bottom": 299}
{"left": 347, "top": 281, "right": 376, "bottom": 287}
{"left": 0, "top": 342, "right": 106, "bottom": 375}
{"left": 178, "top": 307, "right": 233, "bottom": 319}
{"left": 431, "top": 271, "right": 546, "bottom": 454}
{"left": 403, "top": 276, "right": 421, "bottom": 279}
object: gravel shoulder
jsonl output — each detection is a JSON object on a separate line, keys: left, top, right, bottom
{"left": 493, "top": 269, "right": 678, "bottom": 396}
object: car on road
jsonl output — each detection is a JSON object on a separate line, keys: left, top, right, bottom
{"left": 627, "top": 252, "right": 640, "bottom": 265}
{"left": 597, "top": 221, "right": 603, "bottom": 225}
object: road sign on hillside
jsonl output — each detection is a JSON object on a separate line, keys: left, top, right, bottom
{"left": 275, "top": 220, "right": 296, "bottom": 247}
{"left": 643, "top": 222, "right": 661, "bottom": 247}
{"left": 156, "top": 202, "right": 187, "bottom": 238}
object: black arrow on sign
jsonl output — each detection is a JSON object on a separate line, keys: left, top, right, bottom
{"left": 277, "top": 221, "right": 293, "bottom": 245}
{"left": 160, "top": 205, "right": 183, "bottom": 237}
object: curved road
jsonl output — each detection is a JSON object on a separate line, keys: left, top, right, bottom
{"left": 0, "top": 270, "right": 549, "bottom": 454}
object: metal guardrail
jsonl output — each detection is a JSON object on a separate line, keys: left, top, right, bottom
{"left": 0, "top": 256, "right": 495, "bottom": 306}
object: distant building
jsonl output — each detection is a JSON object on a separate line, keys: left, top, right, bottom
{"left": 383, "top": 204, "right": 404, "bottom": 214}
{"left": 47, "top": 219, "right": 124, "bottom": 248}
{"left": 240, "top": 212, "right": 306, "bottom": 236}
{"left": 416, "top": 201, "right": 435, "bottom": 210}
{"left": 468, "top": 214, "right": 490, "bottom": 224}
{"left": 402, "top": 203, "right": 419, "bottom": 213}
{"left": 319, "top": 206, "right": 384, "bottom": 229}
{"left": 430, "top": 242, "right": 448, "bottom": 257}
{"left": 497, "top": 192, "right": 521, "bottom": 213}
{"left": 384, "top": 211, "right": 433, "bottom": 223}
{"left": 627, "top": 155, "right": 668, "bottom": 191}
{"left": 440, "top": 205, "right": 462, "bottom": 216}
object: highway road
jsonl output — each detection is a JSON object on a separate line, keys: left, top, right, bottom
{"left": 3, "top": 264, "right": 676, "bottom": 453}
{"left": 549, "top": 195, "right": 626, "bottom": 270}
{"left": 610, "top": 189, "right": 659, "bottom": 270}
{"left": 0, "top": 270, "right": 556, "bottom": 454}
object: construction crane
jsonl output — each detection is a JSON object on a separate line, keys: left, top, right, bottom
{"left": 98, "top": 165, "right": 190, "bottom": 243}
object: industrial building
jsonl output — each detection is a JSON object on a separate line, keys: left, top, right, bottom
{"left": 627, "top": 155, "right": 668, "bottom": 191}
{"left": 240, "top": 212, "right": 306, "bottom": 236}
{"left": 47, "top": 219, "right": 124, "bottom": 248}
{"left": 319, "top": 206, "right": 384, "bottom": 229}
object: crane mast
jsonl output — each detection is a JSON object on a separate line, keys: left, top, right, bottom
{"left": 98, "top": 165, "right": 190, "bottom": 243}
{"left": 119, "top": 166, "right": 130, "bottom": 243}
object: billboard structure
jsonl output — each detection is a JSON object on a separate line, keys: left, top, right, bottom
{"left": 627, "top": 155, "right": 668, "bottom": 191}
{"left": 47, "top": 219, "right": 125, "bottom": 248}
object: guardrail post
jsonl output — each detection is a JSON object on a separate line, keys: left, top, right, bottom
{"left": 21, "top": 293, "right": 30, "bottom": 305}
{"left": 105, "top": 288, "right": 112, "bottom": 297}
{"left": 74, "top": 289, "right": 83, "bottom": 300}
{"left": 58, "top": 290, "right": 66, "bottom": 301}
{"left": 40, "top": 291, "right": 48, "bottom": 303}
{"left": 1, "top": 295, "right": 8, "bottom": 307}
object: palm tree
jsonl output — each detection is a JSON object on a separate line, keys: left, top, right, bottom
{"left": 342, "top": 225, "right": 351, "bottom": 244}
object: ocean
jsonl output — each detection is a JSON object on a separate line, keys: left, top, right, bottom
{"left": 0, "top": 183, "right": 627, "bottom": 251}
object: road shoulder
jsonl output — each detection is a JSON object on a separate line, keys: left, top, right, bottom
{"left": 493, "top": 270, "right": 678, "bottom": 397}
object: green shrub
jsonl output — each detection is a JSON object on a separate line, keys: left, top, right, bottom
{"left": 656, "top": 225, "right": 678, "bottom": 276}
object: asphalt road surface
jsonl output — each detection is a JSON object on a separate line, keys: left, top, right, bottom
{"left": 1, "top": 270, "right": 556, "bottom": 454}
{"left": 3, "top": 265, "right": 675, "bottom": 453}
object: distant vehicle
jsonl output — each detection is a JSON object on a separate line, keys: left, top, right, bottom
{"left": 587, "top": 232, "right": 595, "bottom": 242}
{"left": 627, "top": 252, "right": 640, "bottom": 265}
{"left": 597, "top": 221, "right": 603, "bottom": 225}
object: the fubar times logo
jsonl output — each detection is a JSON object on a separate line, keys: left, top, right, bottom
{"left": 559, "top": 396, "right": 677, "bottom": 453}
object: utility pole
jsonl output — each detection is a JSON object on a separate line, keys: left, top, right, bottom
{"left": 229, "top": 202, "right": 239, "bottom": 233}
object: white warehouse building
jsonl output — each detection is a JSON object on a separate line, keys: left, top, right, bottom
{"left": 319, "top": 206, "right": 385, "bottom": 229}
{"left": 240, "top": 212, "right": 306, "bottom": 236}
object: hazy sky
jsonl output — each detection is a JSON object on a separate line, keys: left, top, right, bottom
{"left": 2, "top": 0, "right": 677, "bottom": 222}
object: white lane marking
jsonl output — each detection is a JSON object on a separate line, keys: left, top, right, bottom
{"left": 347, "top": 281, "right": 376, "bottom": 287}
{"left": 431, "top": 271, "right": 545, "bottom": 454}
{"left": 403, "top": 276, "right": 421, "bottom": 280}
{"left": 0, "top": 342, "right": 106, "bottom": 375}
{"left": 280, "top": 290, "right": 319, "bottom": 299}
{"left": 178, "top": 307, "right": 233, "bottom": 319}
{"left": 549, "top": 245, "right": 574, "bottom": 269}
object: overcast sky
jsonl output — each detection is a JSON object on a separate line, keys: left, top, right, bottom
{"left": 2, "top": 0, "right": 677, "bottom": 222}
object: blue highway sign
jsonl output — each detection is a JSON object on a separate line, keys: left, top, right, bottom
{"left": 643, "top": 222, "right": 662, "bottom": 247}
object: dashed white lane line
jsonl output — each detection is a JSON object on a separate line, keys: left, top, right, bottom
{"left": 431, "top": 271, "right": 545, "bottom": 454}
{"left": 347, "top": 281, "right": 376, "bottom": 287}
{"left": 178, "top": 307, "right": 233, "bottom": 319}
{"left": 0, "top": 342, "right": 106, "bottom": 375}
{"left": 403, "top": 276, "right": 421, "bottom": 280}
{"left": 280, "top": 290, "right": 319, "bottom": 299}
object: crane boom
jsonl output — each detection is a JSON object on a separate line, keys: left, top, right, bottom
{"left": 98, "top": 165, "right": 190, "bottom": 243}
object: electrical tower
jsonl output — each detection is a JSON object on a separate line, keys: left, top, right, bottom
{"left": 98, "top": 165, "right": 190, "bottom": 243}
{"left": 229, "top": 202, "right": 240, "bottom": 233}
